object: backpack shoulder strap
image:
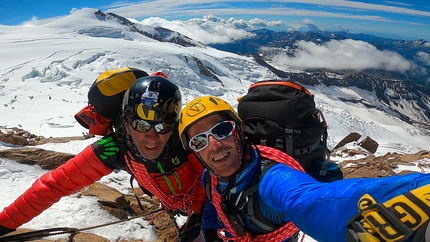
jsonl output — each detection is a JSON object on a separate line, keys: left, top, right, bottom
{"left": 241, "top": 159, "right": 280, "bottom": 233}
{"left": 204, "top": 170, "right": 213, "bottom": 202}
{"left": 241, "top": 147, "right": 305, "bottom": 234}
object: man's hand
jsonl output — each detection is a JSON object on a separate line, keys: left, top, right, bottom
{"left": 347, "top": 184, "right": 430, "bottom": 242}
{"left": 178, "top": 213, "right": 203, "bottom": 241}
{"left": 414, "top": 221, "right": 430, "bottom": 242}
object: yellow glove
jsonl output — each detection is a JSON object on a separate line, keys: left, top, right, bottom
{"left": 347, "top": 183, "right": 430, "bottom": 242}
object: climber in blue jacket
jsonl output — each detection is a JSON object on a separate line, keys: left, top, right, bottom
{"left": 178, "top": 95, "right": 430, "bottom": 242}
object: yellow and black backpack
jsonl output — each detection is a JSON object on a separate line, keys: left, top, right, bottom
{"left": 74, "top": 67, "right": 149, "bottom": 135}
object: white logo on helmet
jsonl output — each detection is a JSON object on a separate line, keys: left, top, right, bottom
{"left": 141, "top": 91, "right": 158, "bottom": 107}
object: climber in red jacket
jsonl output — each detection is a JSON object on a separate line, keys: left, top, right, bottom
{"left": 0, "top": 75, "right": 206, "bottom": 241}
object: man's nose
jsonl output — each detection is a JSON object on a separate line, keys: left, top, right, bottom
{"left": 143, "top": 127, "right": 158, "bottom": 137}
{"left": 207, "top": 135, "right": 222, "bottom": 151}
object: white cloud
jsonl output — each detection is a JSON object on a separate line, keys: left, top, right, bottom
{"left": 286, "top": 19, "right": 325, "bottom": 33}
{"left": 333, "top": 24, "right": 351, "bottom": 32}
{"left": 302, "top": 18, "right": 315, "bottom": 25}
{"left": 246, "top": 18, "right": 285, "bottom": 28}
{"left": 272, "top": 39, "right": 413, "bottom": 71}
{"left": 288, "top": 24, "right": 303, "bottom": 32}
{"left": 416, "top": 51, "right": 430, "bottom": 66}
{"left": 70, "top": 8, "right": 80, "bottom": 14}
{"left": 141, "top": 14, "right": 257, "bottom": 44}
{"left": 21, "top": 16, "right": 39, "bottom": 27}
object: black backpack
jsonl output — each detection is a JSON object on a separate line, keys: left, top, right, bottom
{"left": 237, "top": 80, "right": 343, "bottom": 182}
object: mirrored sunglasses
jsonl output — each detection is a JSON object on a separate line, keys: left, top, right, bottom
{"left": 130, "top": 119, "right": 173, "bottom": 134}
{"left": 189, "top": 120, "right": 236, "bottom": 152}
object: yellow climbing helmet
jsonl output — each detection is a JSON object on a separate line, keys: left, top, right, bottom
{"left": 178, "top": 95, "right": 242, "bottom": 150}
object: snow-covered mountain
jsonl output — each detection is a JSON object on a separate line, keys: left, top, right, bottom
{"left": 250, "top": 61, "right": 430, "bottom": 128}
{"left": 1, "top": 8, "right": 429, "bottom": 155}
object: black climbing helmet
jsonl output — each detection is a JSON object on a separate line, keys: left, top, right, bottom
{"left": 121, "top": 76, "right": 182, "bottom": 124}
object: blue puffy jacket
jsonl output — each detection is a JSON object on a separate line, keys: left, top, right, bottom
{"left": 202, "top": 153, "right": 430, "bottom": 242}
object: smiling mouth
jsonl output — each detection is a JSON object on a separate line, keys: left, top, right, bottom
{"left": 213, "top": 151, "right": 229, "bottom": 162}
{"left": 145, "top": 144, "right": 157, "bottom": 149}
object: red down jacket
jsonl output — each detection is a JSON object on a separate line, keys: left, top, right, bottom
{"left": 0, "top": 133, "right": 206, "bottom": 230}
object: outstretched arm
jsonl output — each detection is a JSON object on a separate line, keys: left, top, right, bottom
{"left": 0, "top": 144, "right": 113, "bottom": 230}
{"left": 260, "top": 164, "right": 430, "bottom": 242}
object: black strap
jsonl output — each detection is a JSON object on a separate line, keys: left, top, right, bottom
{"left": 243, "top": 184, "right": 279, "bottom": 233}
{"left": 245, "top": 161, "right": 280, "bottom": 233}
{"left": 282, "top": 128, "right": 295, "bottom": 156}
{"left": 128, "top": 175, "right": 154, "bottom": 214}
{"left": 203, "top": 170, "right": 213, "bottom": 202}
{"left": 319, "top": 158, "right": 331, "bottom": 176}
{"left": 279, "top": 128, "right": 326, "bottom": 159}
{"left": 226, "top": 160, "right": 280, "bottom": 233}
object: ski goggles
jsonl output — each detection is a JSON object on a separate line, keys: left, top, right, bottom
{"left": 189, "top": 120, "right": 236, "bottom": 152}
{"left": 130, "top": 119, "right": 173, "bottom": 134}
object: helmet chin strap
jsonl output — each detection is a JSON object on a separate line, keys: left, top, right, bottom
{"left": 223, "top": 127, "right": 252, "bottom": 190}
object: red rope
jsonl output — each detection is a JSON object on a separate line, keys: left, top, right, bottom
{"left": 210, "top": 145, "right": 305, "bottom": 241}
{"left": 257, "top": 145, "right": 305, "bottom": 172}
{"left": 125, "top": 155, "right": 196, "bottom": 217}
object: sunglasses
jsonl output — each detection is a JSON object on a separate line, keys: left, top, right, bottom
{"left": 129, "top": 119, "right": 173, "bottom": 134}
{"left": 189, "top": 120, "right": 236, "bottom": 152}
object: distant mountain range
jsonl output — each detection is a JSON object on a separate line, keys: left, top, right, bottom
{"left": 251, "top": 62, "right": 430, "bottom": 129}
{"left": 209, "top": 28, "right": 430, "bottom": 88}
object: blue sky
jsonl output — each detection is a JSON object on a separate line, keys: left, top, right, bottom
{"left": 1, "top": 0, "right": 430, "bottom": 41}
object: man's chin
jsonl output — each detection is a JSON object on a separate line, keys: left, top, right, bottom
{"left": 139, "top": 148, "right": 162, "bottom": 160}
{"left": 213, "top": 167, "right": 237, "bottom": 178}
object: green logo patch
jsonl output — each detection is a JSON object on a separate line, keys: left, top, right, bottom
{"left": 97, "top": 136, "right": 120, "bottom": 160}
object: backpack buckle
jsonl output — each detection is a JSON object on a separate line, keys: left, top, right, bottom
{"left": 238, "top": 195, "right": 249, "bottom": 210}
{"left": 275, "top": 138, "right": 284, "bottom": 151}
{"left": 282, "top": 128, "right": 295, "bottom": 155}
{"left": 260, "top": 139, "right": 267, "bottom": 146}
{"left": 296, "top": 146, "right": 312, "bottom": 155}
